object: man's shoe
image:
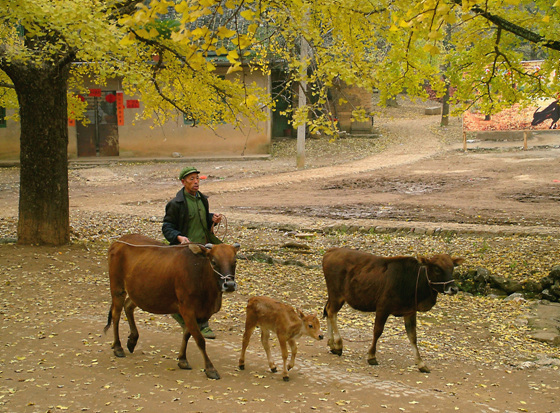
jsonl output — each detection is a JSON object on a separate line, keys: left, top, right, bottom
{"left": 200, "top": 326, "right": 216, "bottom": 339}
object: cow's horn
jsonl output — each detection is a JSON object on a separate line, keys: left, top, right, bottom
{"left": 205, "top": 243, "right": 213, "bottom": 250}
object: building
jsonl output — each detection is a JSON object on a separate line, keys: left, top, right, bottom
{"left": 0, "top": 64, "right": 273, "bottom": 161}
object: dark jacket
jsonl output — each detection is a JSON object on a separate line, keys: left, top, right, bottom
{"left": 162, "top": 188, "right": 216, "bottom": 245}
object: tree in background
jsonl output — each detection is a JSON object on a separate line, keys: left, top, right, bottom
{"left": 1, "top": 0, "right": 559, "bottom": 245}
{"left": 398, "top": 0, "right": 559, "bottom": 115}
{"left": 0, "top": 0, "right": 267, "bottom": 245}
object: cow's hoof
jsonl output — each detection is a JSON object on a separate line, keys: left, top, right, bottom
{"left": 205, "top": 370, "right": 221, "bottom": 380}
{"left": 178, "top": 360, "right": 191, "bottom": 370}
{"left": 283, "top": 376, "right": 290, "bottom": 382}
{"left": 113, "top": 348, "right": 125, "bottom": 358}
{"left": 239, "top": 364, "right": 245, "bottom": 370}
{"left": 330, "top": 348, "right": 343, "bottom": 356}
{"left": 270, "top": 367, "right": 277, "bottom": 373}
{"left": 127, "top": 337, "right": 138, "bottom": 353}
{"left": 418, "top": 365, "right": 430, "bottom": 373}
{"left": 367, "top": 357, "right": 378, "bottom": 366}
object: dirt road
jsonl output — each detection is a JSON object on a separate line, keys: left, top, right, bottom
{"left": 1, "top": 101, "right": 560, "bottom": 413}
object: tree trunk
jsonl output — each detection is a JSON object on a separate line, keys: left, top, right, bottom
{"left": 441, "top": 80, "right": 450, "bottom": 126}
{"left": 11, "top": 65, "right": 70, "bottom": 245}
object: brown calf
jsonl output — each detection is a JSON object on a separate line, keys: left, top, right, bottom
{"left": 238, "top": 296, "right": 323, "bottom": 381}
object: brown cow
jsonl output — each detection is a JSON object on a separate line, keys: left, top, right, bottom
{"left": 238, "top": 296, "right": 324, "bottom": 381}
{"left": 322, "top": 248, "right": 464, "bottom": 373}
{"left": 104, "top": 234, "right": 240, "bottom": 380}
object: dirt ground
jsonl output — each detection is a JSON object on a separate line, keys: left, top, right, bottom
{"left": 1, "top": 98, "right": 560, "bottom": 413}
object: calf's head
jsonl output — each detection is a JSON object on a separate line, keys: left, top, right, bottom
{"left": 297, "top": 309, "right": 324, "bottom": 340}
{"left": 419, "top": 254, "right": 465, "bottom": 295}
{"left": 204, "top": 243, "right": 241, "bottom": 292}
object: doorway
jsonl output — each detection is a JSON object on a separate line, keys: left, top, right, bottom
{"left": 76, "top": 91, "right": 119, "bottom": 157}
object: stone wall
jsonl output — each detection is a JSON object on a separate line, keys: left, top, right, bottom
{"left": 456, "top": 265, "right": 560, "bottom": 302}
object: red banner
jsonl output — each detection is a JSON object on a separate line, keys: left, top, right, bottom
{"left": 116, "top": 92, "right": 124, "bottom": 126}
{"left": 126, "top": 99, "right": 140, "bottom": 109}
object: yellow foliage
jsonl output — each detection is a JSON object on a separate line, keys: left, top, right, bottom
{"left": 227, "top": 63, "right": 243, "bottom": 74}
{"left": 217, "top": 26, "right": 236, "bottom": 38}
{"left": 227, "top": 49, "right": 239, "bottom": 63}
{"left": 240, "top": 9, "right": 256, "bottom": 20}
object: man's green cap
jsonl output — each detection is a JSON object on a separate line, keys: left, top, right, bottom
{"left": 179, "top": 166, "right": 200, "bottom": 180}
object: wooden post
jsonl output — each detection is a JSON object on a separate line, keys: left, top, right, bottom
{"left": 462, "top": 115, "right": 467, "bottom": 151}
{"left": 296, "top": 37, "right": 309, "bottom": 169}
{"left": 523, "top": 131, "right": 528, "bottom": 150}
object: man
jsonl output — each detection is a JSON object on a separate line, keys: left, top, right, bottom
{"left": 162, "top": 166, "right": 223, "bottom": 339}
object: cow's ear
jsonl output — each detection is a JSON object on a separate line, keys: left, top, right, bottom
{"left": 188, "top": 244, "right": 205, "bottom": 256}
{"left": 296, "top": 308, "right": 305, "bottom": 319}
{"left": 453, "top": 257, "right": 465, "bottom": 267}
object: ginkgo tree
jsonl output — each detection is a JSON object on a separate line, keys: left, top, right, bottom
{"left": 1, "top": 0, "right": 559, "bottom": 246}
{"left": 0, "top": 0, "right": 268, "bottom": 246}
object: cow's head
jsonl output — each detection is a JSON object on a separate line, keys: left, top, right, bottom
{"left": 419, "top": 254, "right": 465, "bottom": 295}
{"left": 204, "top": 243, "right": 241, "bottom": 292}
{"left": 531, "top": 101, "right": 559, "bottom": 125}
{"left": 297, "top": 309, "right": 324, "bottom": 341}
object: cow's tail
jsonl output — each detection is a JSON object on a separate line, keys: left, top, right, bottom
{"left": 103, "top": 305, "right": 113, "bottom": 333}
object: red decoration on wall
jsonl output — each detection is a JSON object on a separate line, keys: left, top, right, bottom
{"left": 89, "top": 88, "right": 102, "bottom": 97}
{"left": 116, "top": 92, "right": 124, "bottom": 126}
{"left": 105, "top": 93, "right": 116, "bottom": 103}
{"left": 77, "top": 94, "right": 85, "bottom": 102}
{"left": 68, "top": 118, "right": 76, "bottom": 127}
{"left": 126, "top": 99, "right": 140, "bottom": 109}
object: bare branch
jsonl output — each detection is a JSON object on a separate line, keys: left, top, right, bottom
{"left": 107, "top": 0, "right": 145, "bottom": 20}
{"left": 0, "top": 81, "right": 15, "bottom": 89}
{"left": 453, "top": 0, "right": 560, "bottom": 51}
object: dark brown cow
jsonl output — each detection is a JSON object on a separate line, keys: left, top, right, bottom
{"left": 104, "top": 234, "right": 240, "bottom": 380}
{"left": 531, "top": 100, "right": 559, "bottom": 129}
{"left": 322, "top": 248, "right": 464, "bottom": 373}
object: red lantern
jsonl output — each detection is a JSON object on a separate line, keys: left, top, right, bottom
{"left": 105, "top": 93, "right": 116, "bottom": 103}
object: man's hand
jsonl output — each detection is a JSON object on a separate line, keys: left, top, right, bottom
{"left": 177, "top": 235, "right": 190, "bottom": 244}
{"left": 212, "top": 214, "right": 223, "bottom": 224}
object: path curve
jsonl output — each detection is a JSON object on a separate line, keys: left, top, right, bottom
{"left": 206, "top": 117, "right": 445, "bottom": 194}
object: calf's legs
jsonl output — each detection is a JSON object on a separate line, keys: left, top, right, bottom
{"left": 367, "top": 311, "right": 389, "bottom": 366}
{"left": 282, "top": 338, "right": 298, "bottom": 381}
{"left": 404, "top": 314, "right": 430, "bottom": 373}
{"left": 238, "top": 317, "right": 298, "bottom": 381}
{"left": 324, "top": 299, "right": 344, "bottom": 355}
{"left": 238, "top": 321, "right": 278, "bottom": 373}
{"left": 260, "top": 329, "right": 278, "bottom": 373}
{"left": 366, "top": 312, "right": 430, "bottom": 373}
{"left": 238, "top": 315, "right": 257, "bottom": 371}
